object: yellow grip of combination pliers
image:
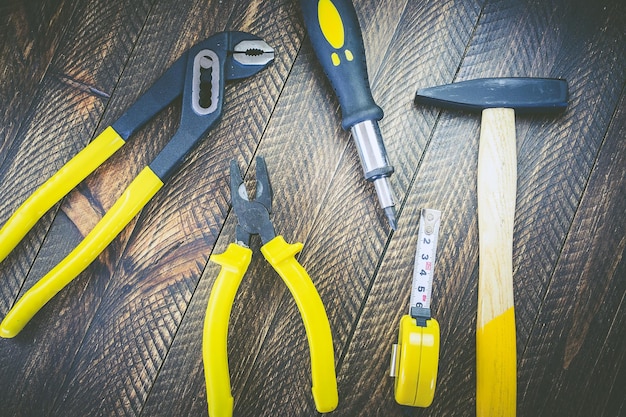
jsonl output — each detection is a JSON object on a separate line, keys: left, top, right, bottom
{"left": 261, "top": 235, "right": 338, "bottom": 413}
{"left": 0, "top": 126, "right": 126, "bottom": 263}
{"left": 0, "top": 166, "right": 163, "bottom": 338}
{"left": 204, "top": 243, "right": 252, "bottom": 417}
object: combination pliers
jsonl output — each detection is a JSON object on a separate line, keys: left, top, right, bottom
{"left": 0, "top": 31, "right": 274, "bottom": 338}
{"left": 203, "top": 157, "right": 338, "bottom": 416}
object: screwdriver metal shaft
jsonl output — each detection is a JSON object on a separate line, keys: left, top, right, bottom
{"left": 351, "top": 120, "right": 397, "bottom": 229}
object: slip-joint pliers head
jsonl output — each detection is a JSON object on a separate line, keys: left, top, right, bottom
{"left": 231, "top": 157, "right": 276, "bottom": 247}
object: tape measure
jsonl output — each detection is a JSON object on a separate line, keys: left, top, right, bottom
{"left": 390, "top": 208, "right": 441, "bottom": 408}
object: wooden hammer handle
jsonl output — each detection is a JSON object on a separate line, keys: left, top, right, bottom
{"left": 476, "top": 107, "right": 517, "bottom": 416}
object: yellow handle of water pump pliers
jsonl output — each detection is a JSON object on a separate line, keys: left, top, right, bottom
{"left": 261, "top": 235, "right": 338, "bottom": 413}
{"left": 0, "top": 167, "right": 162, "bottom": 338}
{"left": 0, "top": 126, "right": 126, "bottom": 264}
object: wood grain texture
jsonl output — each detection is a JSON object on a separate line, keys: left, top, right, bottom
{"left": 477, "top": 108, "right": 516, "bottom": 325}
{"left": 0, "top": 0, "right": 75, "bottom": 166}
{"left": 518, "top": 89, "right": 626, "bottom": 417}
{"left": 0, "top": 0, "right": 78, "bottom": 313}
{"left": 40, "top": 1, "right": 296, "bottom": 416}
{"left": 337, "top": 0, "right": 626, "bottom": 416}
{"left": 333, "top": 0, "right": 485, "bottom": 414}
{"left": 0, "top": 0, "right": 625, "bottom": 416}
{"left": 476, "top": 107, "right": 517, "bottom": 416}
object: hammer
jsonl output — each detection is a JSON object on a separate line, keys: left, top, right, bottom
{"left": 415, "top": 77, "right": 568, "bottom": 416}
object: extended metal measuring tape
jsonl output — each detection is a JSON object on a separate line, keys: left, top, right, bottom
{"left": 390, "top": 208, "right": 441, "bottom": 407}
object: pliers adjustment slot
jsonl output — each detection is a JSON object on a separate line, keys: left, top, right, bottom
{"left": 192, "top": 49, "right": 220, "bottom": 115}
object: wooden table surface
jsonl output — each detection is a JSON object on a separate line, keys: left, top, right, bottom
{"left": 1, "top": 0, "right": 625, "bottom": 416}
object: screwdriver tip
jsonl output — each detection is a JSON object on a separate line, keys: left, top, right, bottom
{"left": 385, "top": 206, "right": 398, "bottom": 230}
{"left": 372, "top": 177, "right": 398, "bottom": 230}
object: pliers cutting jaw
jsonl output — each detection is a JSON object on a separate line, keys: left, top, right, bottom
{"left": 230, "top": 158, "right": 276, "bottom": 246}
{"left": 0, "top": 32, "right": 273, "bottom": 338}
{"left": 203, "top": 158, "right": 338, "bottom": 417}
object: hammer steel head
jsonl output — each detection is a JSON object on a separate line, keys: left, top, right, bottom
{"left": 415, "top": 77, "right": 568, "bottom": 114}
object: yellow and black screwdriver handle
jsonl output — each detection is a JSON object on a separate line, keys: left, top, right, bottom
{"left": 203, "top": 237, "right": 338, "bottom": 417}
{"left": 299, "top": 0, "right": 383, "bottom": 128}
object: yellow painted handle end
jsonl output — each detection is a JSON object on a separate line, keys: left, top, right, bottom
{"left": 261, "top": 235, "right": 338, "bottom": 413}
{"left": 204, "top": 243, "right": 252, "bottom": 417}
{"left": 0, "top": 167, "right": 162, "bottom": 338}
{"left": 477, "top": 307, "right": 516, "bottom": 416}
{"left": 393, "top": 315, "right": 440, "bottom": 407}
{"left": 0, "top": 126, "right": 125, "bottom": 264}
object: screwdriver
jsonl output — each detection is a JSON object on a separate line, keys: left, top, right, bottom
{"left": 300, "top": 0, "right": 398, "bottom": 229}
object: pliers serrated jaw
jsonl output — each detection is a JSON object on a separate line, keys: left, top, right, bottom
{"left": 230, "top": 157, "right": 276, "bottom": 246}
{"left": 227, "top": 37, "right": 275, "bottom": 79}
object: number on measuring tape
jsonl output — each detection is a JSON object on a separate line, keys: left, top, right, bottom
{"left": 409, "top": 209, "right": 441, "bottom": 321}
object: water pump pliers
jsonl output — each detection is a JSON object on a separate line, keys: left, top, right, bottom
{"left": 203, "top": 157, "right": 338, "bottom": 417}
{"left": 0, "top": 31, "right": 274, "bottom": 338}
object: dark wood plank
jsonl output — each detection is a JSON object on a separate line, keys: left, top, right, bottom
{"left": 470, "top": 0, "right": 626, "bottom": 348}
{"left": 518, "top": 92, "right": 626, "bottom": 416}
{"left": 0, "top": 0, "right": 624, "bottom": 416}
{"left": 139, "top": 1, "right": 319, "bottom": 415}
{"left": 175, "top": 0, "right": 488, "bottom": 415}
{"left": 215, "top": 0, "right": 424, "bottom": 414}
{"left": 0, "top": 0, "right": 76, "bottom": 168}
{"left": 137, "top": 0, "right": 411, "bottom": 413}
{"left": 0, "top": 0, "right": 77, "bottom": 313}
{"left": 228, "top": 1, "right": 487, "bottom": 416}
